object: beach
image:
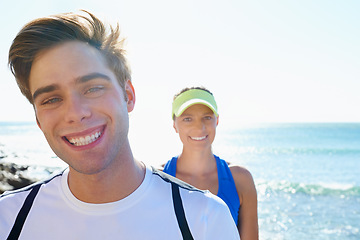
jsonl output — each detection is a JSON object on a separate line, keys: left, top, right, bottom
{"left": 1, "top": 122, "right": 359, "bottom": 239}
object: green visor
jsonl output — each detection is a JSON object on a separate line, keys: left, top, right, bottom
{"left": 172, "top": 89, "right": 218, "bottom": 118}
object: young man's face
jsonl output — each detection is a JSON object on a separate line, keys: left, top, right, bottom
{"left": 173, "top": 104, "right": 218, "bottom": 152}
{"left": 29, "top": 41, "right": 135, "bottom": 175}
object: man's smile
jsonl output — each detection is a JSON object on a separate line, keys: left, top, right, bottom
{"left": 63, "top": 126, "right": 105, "bottom": 147}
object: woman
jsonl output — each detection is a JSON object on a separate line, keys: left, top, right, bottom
{"left": 163, "top": 87, "right": 259, "bottom": 239}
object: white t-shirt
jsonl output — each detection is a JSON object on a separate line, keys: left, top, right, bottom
{"left": 0, "top": 164, "right": 239, "bottom": 240}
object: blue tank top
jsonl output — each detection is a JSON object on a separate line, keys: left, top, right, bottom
{"left": 163, "top": 155, "right": 240, "bottom": 225}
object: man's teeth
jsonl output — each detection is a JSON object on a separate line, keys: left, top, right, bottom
{"left": 68, "top": 131, "right": 101, "bottom": 146}
{"left": 191, "top": 136, "right": 206, "bottom": 141}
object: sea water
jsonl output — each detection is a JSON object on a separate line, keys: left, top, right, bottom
{"left": 0, "top": 122, "right": 66, "bottom": 179}
{"left": 215, "top": 123, "right": 360, "bottom": 240}
{"left": 1, "top": 122, "right": 359, "bottom": 239}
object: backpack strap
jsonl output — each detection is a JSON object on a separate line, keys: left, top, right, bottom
{"left": 171, "top": 182, "right": 194, "bottom": 240}
{"left": 7, "top": 184, "right": 41, "bottom": 240}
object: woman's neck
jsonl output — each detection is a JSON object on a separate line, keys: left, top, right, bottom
{"left": 177, "top": 148, "right": 216, "bottom": 176}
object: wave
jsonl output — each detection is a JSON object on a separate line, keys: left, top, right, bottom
{"left": 231, "top": 146, "right": 360, "bottom": 155}
{"left": 256, "top": 180, "right": 360, "bottom": 197}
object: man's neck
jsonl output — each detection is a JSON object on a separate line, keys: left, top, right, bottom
{"left": 67, "top": 158, "right": 145, "bottom": 204}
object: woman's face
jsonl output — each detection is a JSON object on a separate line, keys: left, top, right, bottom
{"left": 173, "top": 104, "right": 218, "bottom": 151}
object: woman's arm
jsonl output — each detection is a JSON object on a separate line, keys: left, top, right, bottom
{"left": 230, "top": 166, "right": 259, "bottom": 240}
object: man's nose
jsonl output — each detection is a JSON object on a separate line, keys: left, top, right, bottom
{"left": 63, "top": 94, "right": 91, "bottom": 123}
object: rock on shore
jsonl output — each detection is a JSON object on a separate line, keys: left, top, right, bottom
{"left": 0, "top": 162, "right": 37, "bottom": 194}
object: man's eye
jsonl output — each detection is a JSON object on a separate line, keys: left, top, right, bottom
{"left": 86, "top": 86, "right": 104, "bottom": 94}
{"left": 183, "top": 117, "right": 191, "bottom": 122}
{"left": 42, "top": 98, "right": 61, "bottom": 105}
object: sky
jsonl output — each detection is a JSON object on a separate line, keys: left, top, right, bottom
{"left": 0, "top": 0, "right": 359, "bottom": 128}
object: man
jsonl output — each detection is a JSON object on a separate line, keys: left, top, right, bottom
{"left": 0, "top": 11, "right": 239, "bottom": 239}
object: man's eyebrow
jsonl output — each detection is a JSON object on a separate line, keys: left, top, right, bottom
{"left": 76, "top": 73, "right": 111, "bottom": 83}
{"left": 32, "top": 73, "right": 111, "bottom": 102}
{"left": 32, "top": 84, "right": 59, "bottom": 102}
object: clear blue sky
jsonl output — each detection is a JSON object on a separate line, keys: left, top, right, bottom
{"left": 1, "top": 0, "right": 359, "bottom": 127}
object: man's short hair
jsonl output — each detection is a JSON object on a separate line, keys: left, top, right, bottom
{"left": 8, "top": 10, "right": 131, "bottom": 104}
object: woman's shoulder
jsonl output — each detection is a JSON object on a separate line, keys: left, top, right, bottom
{"left": 215, "top": 155, "right": 253, "bottom": 183}
{"left": 229, "top": 164, "right": 252, "bottom": 177}
{"left": 158, "top": 164, "right": 165, "bottom": 171}
{"left": 228, "top": 164, "right": 256, "bottom": 194}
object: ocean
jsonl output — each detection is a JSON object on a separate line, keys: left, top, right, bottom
{"left": 1, "top": 122, "right": 359, "bottom": 239}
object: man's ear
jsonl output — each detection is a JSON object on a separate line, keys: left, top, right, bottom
{"left": 216, "top": 115, "right": 219, "bottom": 126}
{"left": 125, "top": 80, "right": 135, "bottom": 112}
{"left": 36, "top": 116, "right": 42, "bottom": 130}
{"left": 32, "top": 104, "right": 42, "bottom": 130}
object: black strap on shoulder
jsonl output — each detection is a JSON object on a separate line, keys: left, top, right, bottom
{"left": 171, "top": 182, "right": 194, "bottom": 240}
{"left": 7, "top": 184, "right": 41, "bottom": 240}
